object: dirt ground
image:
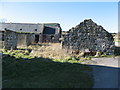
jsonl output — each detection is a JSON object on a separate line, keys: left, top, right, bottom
{"left": 29, "top": 43, "right": 71, "bottom": 59}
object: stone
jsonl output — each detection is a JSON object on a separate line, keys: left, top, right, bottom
{"left": 4, "top": 30, "right": 17, "bottom": 50}
{"left": 77, "top": 51, "right": 85, "bottom": 57}
{"left": 62, "top": 19, "right": 115, "bottom": 55}
{"left": 95, "top": 51, "right": 102, "bottom": 57}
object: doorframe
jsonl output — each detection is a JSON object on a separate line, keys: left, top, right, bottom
{"left": 34, "top": 34, "right": 39, "bottom": 43}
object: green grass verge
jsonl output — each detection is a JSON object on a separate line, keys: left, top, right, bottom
{"left": 2, "top": 50, "right": 94, "bottom": 88}
{"left": 114, "top": 40, "right": 120, "bottom": 43}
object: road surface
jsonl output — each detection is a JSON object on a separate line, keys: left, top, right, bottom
{"left": 81, "top": 56, "right": 120, "bottom": 88}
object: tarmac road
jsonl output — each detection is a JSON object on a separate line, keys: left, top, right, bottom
{"left": 81, "top": 56, "right": 120, "bottom": 88}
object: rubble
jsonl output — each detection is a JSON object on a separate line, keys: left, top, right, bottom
{"left": 62, "top": 19, "right": 115, "bottom": 55}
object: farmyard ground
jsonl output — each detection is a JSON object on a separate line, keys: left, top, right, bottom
{"left": 1, "top": 43, "right": 120, "bottom": 88}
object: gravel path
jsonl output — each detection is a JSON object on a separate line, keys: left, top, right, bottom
{"left": 81, "top": 56, "right": 120, "bottom": 88}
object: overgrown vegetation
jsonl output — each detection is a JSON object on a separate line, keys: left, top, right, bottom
{"left": 3, "top": 49, "right": 34, "bottom": 59}
{"left": 2, "top": 50, "right": 93, "bottom": 88}
{"left": 2, "top": 43, "right": 120, "bottom": 88}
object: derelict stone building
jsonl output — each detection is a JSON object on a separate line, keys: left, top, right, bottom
{"left": 0, "top": 22, "right": 62, "bottom": 49}
{"left": 62, "top": 19, "right": 115, "bottom": 55}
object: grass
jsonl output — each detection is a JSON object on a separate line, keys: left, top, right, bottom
{"left": 3, "top": 49, "right": 34, "bottom": 59}
{"left": 114, "top": 39, "right": 120, "bottom": 42}
{"left": 2, "top": 44, "right": 119, "bottom": 88}
{"left": 2, "top": 50, "right": 94, "bottom": 88}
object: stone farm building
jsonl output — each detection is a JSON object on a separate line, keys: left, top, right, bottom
{"left": 0, "top": 23, "right": 62, "bottom": 49}
{"left": 62, "top": 19, "right": 115, "bottom": 55}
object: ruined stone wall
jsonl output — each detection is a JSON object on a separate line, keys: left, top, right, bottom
{"left": 28, "top": 34, "right": 35, "bottom": 44}
{"left": 0, "top": 31, "right": 4, "bottom": 49}
{"left": 17, "top": 33, "right": 34, "bottom": 47}
{"left": 44, "top": 23, "right": 62, "bottom": 35}
{"left": 39, "top": 34, "right": 43, "bottom": 43}
{"left": 17, "top": 34, "right": 27, "bottom": 47}
{"left": 54, "top": 34, "right": 61, "bottom": 43}
{"left": 42, "top": 23, "right": 62, "bottom": 43}
{"left": 62, "top": 19, "right": 115, "bottom": 55}
{"left": 42, "top": 34, "right": 60, "bottom": 43}
{"left": 4, "top": 30, "right": 17, "bottom": 50}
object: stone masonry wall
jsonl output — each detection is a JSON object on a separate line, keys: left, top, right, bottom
{"left": 62, "top": 19, "right": 115, "bottom": 55}
{"left": 17, "top": 34, "right": 27, "bottom": 47}
{"left": 4, "top": 30, "right": 17, "bottom": 50}
{"left": 0, "top": 31, "right": 4, "bottom": 49}
{"left": 17, "top": 33, "right": 33, "bottom": 47}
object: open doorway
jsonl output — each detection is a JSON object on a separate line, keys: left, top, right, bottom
{"left": 35, "top": 35, "right": 39, "bottom": 43}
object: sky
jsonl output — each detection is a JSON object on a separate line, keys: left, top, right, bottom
{"left": 0, "top": 2, "right": 118, "bottom": 33}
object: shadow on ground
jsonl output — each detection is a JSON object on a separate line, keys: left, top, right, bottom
{"left": 2, "top": 55, "right": 93, "bottom": 88}
{"left": 2, "top": 55, "right": 120, "bottom": 88}
{"left": 114, "top": 46, "right": 120, "bottom": 56}
{"left": 89, "top": 64, "right": 119, "bottom": 88}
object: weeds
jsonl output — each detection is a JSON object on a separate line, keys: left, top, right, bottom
{"left": 3, "top": 50, "right": 34, "bottom": 59}
{"left": 2, "top": 49, "right": 93, "bottom": 88}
